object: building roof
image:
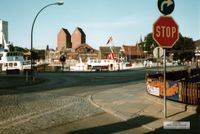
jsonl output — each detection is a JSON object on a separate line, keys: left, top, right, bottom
{"left": 23, "top": 51, "right": 31, "bottom": 56}
{"left": 61, "top": 28, "right": 71, "bottom": 35}
{"left": 75, "top": 27, "right": 86, "bottom": 36}
{"left": 123, "top": 45, "right": 144, "bottom": 56}
{"left": 75, "top": 43, "right": 98, "bottom": 53}
{"left": 99, "top": 46, "right": 121, "bottom": 53}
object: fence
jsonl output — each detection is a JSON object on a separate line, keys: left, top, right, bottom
{"left": 181, "top": 77, "right": 200, "bottom": 105}
{"left": 146, "top": 68, "right": 200, "bottom": 105}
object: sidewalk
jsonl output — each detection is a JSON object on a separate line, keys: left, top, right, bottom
{"left": 88, "top": 82, "right": 199, "bottom": 131}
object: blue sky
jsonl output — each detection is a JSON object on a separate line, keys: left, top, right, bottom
{"left": 0, "top": 0, "right": 199, "bottom": 49}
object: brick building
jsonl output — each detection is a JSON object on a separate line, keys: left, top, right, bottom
{"left": 71, "top": 27, "right": 86, "bottom": 49}
{"left": 55, "top": 27, "right": 98, "bottom": 63}
{"left": 99, "top": 46, "right": 121, "bottom": 60}
{"left": 75, "top": 43, "right": 99, "bottom": 62}
{"left": 57, "top": 28, "right": 72, "bottom": 51}
{"left": 122, "top": 45, "right": 144, "bottom": 61}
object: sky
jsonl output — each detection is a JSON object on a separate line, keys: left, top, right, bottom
{"left": 0, "top": 0, "right": 199, "bottom": 49}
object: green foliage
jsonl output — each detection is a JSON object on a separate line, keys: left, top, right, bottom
{"left": 8, "top": 44, "right": 25, "bottom": 52}
{"left": 144, "top": 33, "right": 158, "bottom": 51}
{"left": 32, "top": 49, "right": 45, "bottom": 60}
{"left": 143, "top": 33, "right": 196, "bottom": 61}
{"left": 173, "top": 34, "right": 195, "bottom": 61}
{"left": 8, "top": 44, "right": 46, "bottom": 60}
{"left": 8, "top": 44, "right": 15, "bottom": 51}
{"left": 31, "top": 51, "right": 39, "bottom": 60}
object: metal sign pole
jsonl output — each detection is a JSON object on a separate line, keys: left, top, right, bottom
{"left": 155, "top": 0, "right": 178, "bottom": 119}
{"left": 163, "top": 48, "right": 167, "bottom": 118}
{"left": 157, "top": 47, "right": 160, "bottom": 73}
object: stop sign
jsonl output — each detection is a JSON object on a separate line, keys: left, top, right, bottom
{"left": 153, "top": 16, "right": 179, "bottom": 48}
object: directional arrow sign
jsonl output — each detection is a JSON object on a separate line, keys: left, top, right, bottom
{"left": 158, "top": 0, "right": 175, "bottom": 15}
{"left": 161, "top": 0, "right": 173, "bottom": 11}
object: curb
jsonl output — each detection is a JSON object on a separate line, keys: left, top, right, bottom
{"left": 144, "top": 92, "right": 198, "bottom": 113}
{"left": 87, "top": 95, "right": 129, "bottom": 121}
{"left": 142, "top": 125, "right": 156, "bottom": 131}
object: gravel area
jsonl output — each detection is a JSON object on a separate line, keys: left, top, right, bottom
{"left": 0, "top": 92, "right": 103, "bottom": 134}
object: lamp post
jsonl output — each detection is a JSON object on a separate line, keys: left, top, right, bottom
{"left": 31, "top": 1, "right": 64, "bottom": 81}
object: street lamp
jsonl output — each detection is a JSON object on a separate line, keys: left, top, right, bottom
{"left": 31, "top": 1, "right": 64, "bottom": 81}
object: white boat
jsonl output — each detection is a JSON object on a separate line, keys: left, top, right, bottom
{"left": 69, "top": 57, "right": 145, "bottom": 72}
{"left": 86, "top": 59, "right": 120, "bottom": 71}
{"left": 0, "top": 51, "right": 31, "bottom": 72}
{"left": 0, "top": 32, "right": 31, "bottom": 72}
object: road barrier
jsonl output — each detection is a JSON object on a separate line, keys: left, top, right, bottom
{"left": 146, "top": 68, "right": 200, "bottom": 105}
{"left": 181, "top": 78, "right": 200, "bottom": 105}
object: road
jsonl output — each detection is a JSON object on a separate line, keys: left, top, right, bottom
{"left": 0, "top": 67, "right": 185, "bottom": 134}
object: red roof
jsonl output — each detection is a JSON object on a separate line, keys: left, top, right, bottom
{"left": 123, "top": 45, "right": 144, "bottom": 56}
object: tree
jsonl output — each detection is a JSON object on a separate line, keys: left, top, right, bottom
{"left": 8, "top": 44, "right": 15, "bottom": 51}
{"left": 8, "top": 44, "right": 25, "bottom": 52}
{"left": 172, "top": 34, "right": 195, "bottom": 61}
{"left": 32, "top": 49, "right": 46, "bottom": 60}
{"left": 144, "top": 33, "right": 158, "bottom": 52}
{"left": 143, "top": 33, "right": 196, "bottom": 61}
{"left": 32, "top": 50, "right": 39, "bottom": 60}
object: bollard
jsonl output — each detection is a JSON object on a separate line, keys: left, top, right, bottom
{"left": 25, "top": 71, "right": 28, "bottom": 83}
{"left": 33, "top": 70, "right": 35, "bottom": 82}
{"left": 178, "top": 82, "right": 182, "bottom": 102}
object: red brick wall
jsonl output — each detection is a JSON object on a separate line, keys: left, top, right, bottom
{"left": 57, "top": 29, "right": 71, "bottom": 51}
{"left": 72, "top": 28, "right": 86, "bottom": 49}
{"left": 57, "top": 29, "right": 66, "bottom": 51}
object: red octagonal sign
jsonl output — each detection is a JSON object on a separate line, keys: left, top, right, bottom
{"left": 153, "top": 16, "right": 179, "bottom": 48}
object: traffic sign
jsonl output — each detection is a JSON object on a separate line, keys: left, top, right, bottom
{"left": 158, "top": 0, "right": 175, "bottom": 16}
{"left": 60, "top": 54, "right": 66, "bottom": 63}
{"left": 153, "top": 47, "right": 164, "bottom": 58}
{"left": 153, "top": 16, "right": 179, "bottom": 48}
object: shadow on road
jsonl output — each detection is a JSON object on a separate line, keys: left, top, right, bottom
{"left": 68, "top": 115, "right": 157, "bottom": 134}
{"left": 145, "top": 105, "right": 200, "bottom": 134}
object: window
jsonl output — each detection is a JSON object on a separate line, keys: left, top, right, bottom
{"left": 14, "top": 63, "right": 17, "bottom": 66}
